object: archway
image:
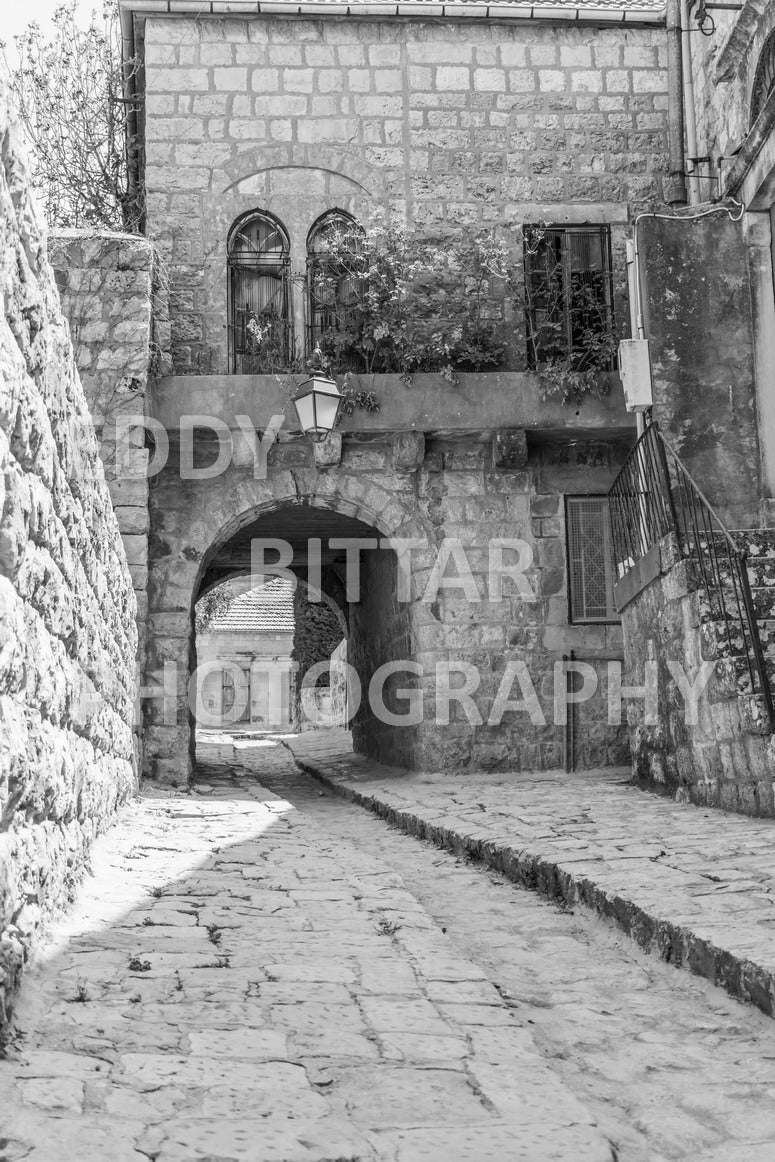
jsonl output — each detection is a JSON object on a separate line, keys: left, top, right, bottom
{"left": 188, "top": 500, "right": 423, "bottom": 776}
{"left": 192, "top": 572, "right": 349, "bottom": 758}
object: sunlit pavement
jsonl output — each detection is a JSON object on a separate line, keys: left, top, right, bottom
{"left": 287, "top": 729, "right": 775, "bottom": 1017}
{"left": 0, "top": 740, "right": 611, "bottom": 1162}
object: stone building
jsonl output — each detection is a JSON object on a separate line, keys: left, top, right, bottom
{"left": 602, "top": 0, "right": 775, "bottom": 816}
{"left": 195, "top": 578, "right": 295, "bottom": 731}
{"left": 112, "top": 0, "right": 677, "bottom": 785}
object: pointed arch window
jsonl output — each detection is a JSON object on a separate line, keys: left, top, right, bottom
{"left": 307, "top": 211, "right": 365, "bottom": 370}
{"left": 751, "top": 29, "right": 775, "bottom": 128}
{"left": 228, "top": 211, "right": 292, "bottom": 374}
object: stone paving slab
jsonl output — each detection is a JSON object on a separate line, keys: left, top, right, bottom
{"left": 286, "top": 730, "right": 775, "bottom": 1018}
{"left": 0, "top": 753, "right": 612, "bottom": 1161}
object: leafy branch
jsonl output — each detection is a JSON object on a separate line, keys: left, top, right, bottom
{"left": 309, "top": 221, "right": 509, "bottom": 382}
{"left": 2, "top": 1, "right": 142, "bottom": 232}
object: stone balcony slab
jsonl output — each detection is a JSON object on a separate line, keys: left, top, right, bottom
{"left": 151, "top": 371, "right": 636, "bottom": 440}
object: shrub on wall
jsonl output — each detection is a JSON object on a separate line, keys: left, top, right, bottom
{"left": 309, "top": 222, "right": 509, "bottom": 381}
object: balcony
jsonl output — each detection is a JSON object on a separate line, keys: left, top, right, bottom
{"left": 150, "top": 370, "right": 635, "bottom": 442}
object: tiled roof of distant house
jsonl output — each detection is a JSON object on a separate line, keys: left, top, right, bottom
{"left": 206, "top": 579, "right": 295, "bottom": 635}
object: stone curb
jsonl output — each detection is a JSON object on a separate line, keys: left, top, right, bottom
{"left": 286, "top": 744, "right": 775, "bottom": 1019}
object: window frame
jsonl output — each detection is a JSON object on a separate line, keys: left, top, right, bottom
{"left": 523, "top": 224, "right": 615, "bottom": 372}
{"left": 306, "top": 209, "right": 365, "bottom": 366}
{"left": 564, "top": 494, "right": 619, "bottom": 626}
{"left": 227, "top": 209, "right": 292, "bottom": 374}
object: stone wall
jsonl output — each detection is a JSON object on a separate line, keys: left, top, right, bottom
{"left": 0, "top": 78, "right": 138, "bottom": 1025}
{"left": 349, "top": 541, "right": 419, "bottom": 768}
{"left": 640, "top": 213, "right": 762, "bottom": 527}
{"left": 139, "top": 13, "right": 671, "bottom": 374}
{"left": 48, "top": 232, "right": 170, "bottom": 677}
{"left": 621, "top": 535, "right": 775, "bottom": 817}
{"left": 689, "top": 0, "right": 772, "bottom": 189}
{"left": 145, "top": 430, "right": 628, "bottom": 783}
{"left": 685, "top": 3, "right": 775, "bottom": 508}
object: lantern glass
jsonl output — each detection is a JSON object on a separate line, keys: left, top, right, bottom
{"left": 293, "top": 374, "right": 342, "bottom": 440}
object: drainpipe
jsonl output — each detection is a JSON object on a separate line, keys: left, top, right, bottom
{"left": 666, "top": 0, "right": 689, "bottom": 205}
{"left": 681, "top": 0, "right": 702, "bottom": 204}
{"left": 119, "top": 4, "right": 143, "bottom": 233}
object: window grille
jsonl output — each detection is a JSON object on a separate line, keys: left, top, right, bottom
{"left": 307, "top": 210, "right": 365, "bottom": 369}
{"left": 751, "top": 29, "right": 775, "bottom": 128}
{"left": 565, "top": 495, "right": 618, "bottom": 624}
{"left": 524, "top": 225, "right": 614, "bottom": 371}
{"left": 228, "top": 212, "right": 292, "bottom": 374}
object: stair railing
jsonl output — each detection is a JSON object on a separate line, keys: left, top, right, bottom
{"left": 609, "top": 422, "right": 774, "bottom": 726}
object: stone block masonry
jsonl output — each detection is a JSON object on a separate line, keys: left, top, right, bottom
{"left": 139, "top": 14, "right": 671, "bottom": 374}
{"left": 146, "top": 431, "right": 628, "bottom": 784}
{"left": 48, "top": 232, "right": 171, "bottom": 680}
{"left": 0, "top": 74, "right": 138, "bottom": 1027}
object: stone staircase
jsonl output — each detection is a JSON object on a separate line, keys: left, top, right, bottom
{"left": 743, "top": 530, "right": 775, "bottom": 687}
{"left": 695, "top": 529, "right": 775, "bottom": 726}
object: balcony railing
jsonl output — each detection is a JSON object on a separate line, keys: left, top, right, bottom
{"left": 609, "top": 422, "right": 773, "bottom": 723}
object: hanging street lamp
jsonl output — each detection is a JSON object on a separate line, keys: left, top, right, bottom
{"left": 292, "top": 373, "right": 343, "bottom": 441}
{"left": 292, "top": 347, "right": 343, "bottom": 441}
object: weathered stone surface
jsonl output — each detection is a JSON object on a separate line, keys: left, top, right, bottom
{"left": 312, "top": 430, "right": 342, "bottom": 468}
{"left": 641, "top": 215, "right": 761, "bottom": 527}
{"left": 619, "top": 527, "right": 775, "bottom": 816}
{"left": 138, "top": 15, "right": 670, "bottom": 376}
{"left": 288, "top": 728, "right": 775, "bottom": 1017}
{"left": 147, "top": 433, "right": 627, "bottom": 783}
{"left": 48, "top": 228, "right": 168, "bottom": 679}
{"left": 0, "top": 743, "right": 611, "bottom": 1160}
{"left": 493, "top": 428, "right": 528, "bottom": 469}
{"left": 391, "top": 431, "right": 425, "bottom": 472}
{"left": 0, "top": 70, "right": 137, "bottom": 1029}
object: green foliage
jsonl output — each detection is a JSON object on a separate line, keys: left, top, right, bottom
{"left": 2, "top": 1, "right": 141, "bottom": 232}
{"left": 310, "top": 222, "right": 509, "bottom": 381}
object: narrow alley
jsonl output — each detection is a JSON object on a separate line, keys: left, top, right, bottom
{"left": 2, "top": 740, "right": 775, "bottom": 1161}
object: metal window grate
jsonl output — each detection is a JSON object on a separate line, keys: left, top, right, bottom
{"left": 524, "top": 225, "right": 614, "bottom": 371}
{"left": 228, "top": 211, "right": 292, "bottom": 374}
{"left": 566, "top": 496, "right": 618, "bottom": 623}
{"left": 306, "top": 210, "right": 365, "bottom": 369}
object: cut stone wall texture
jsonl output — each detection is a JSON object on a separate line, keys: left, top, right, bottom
{"left": 0, "top": 74, "right": 138, "bottom": 1027}
{"left": 139, "top": 14, "right": 671, "bottom": 375}
{"left": 147, "top": 435, "right": 627, "bottom": 784}
{"left": 47, "top": 231, "right": 171, "bottom": 680}
{"left": 622, "top": 534, "right": 775, "bottom": 817}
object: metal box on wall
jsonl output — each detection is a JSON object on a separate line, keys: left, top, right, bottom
{"left": 618, "top": 338, "right": 653, "bottom": 412}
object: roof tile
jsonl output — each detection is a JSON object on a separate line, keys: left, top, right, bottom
{"left": 206, "top": 578, "right": 295, "bottom": 634}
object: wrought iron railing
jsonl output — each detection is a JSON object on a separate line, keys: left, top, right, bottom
{"left": 609, "top": 422, "right": 774, "bottom": 721}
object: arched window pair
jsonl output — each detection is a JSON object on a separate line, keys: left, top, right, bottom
{"left": 227, "top": 209, "right": 362, "bottom": 374}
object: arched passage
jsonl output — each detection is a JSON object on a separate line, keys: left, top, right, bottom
{"left": 184, "top": 498, "right": 431, "bottom": 780}
{"left": 144, "top": 458, "right": 442, "bottom": 786}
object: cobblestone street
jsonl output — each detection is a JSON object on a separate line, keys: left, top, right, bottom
{"left": 0, "top": 742, "right": 610, "bottom": 1162}
{"left": 3, "top": 739, "right": 775, "bottom": 1160}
